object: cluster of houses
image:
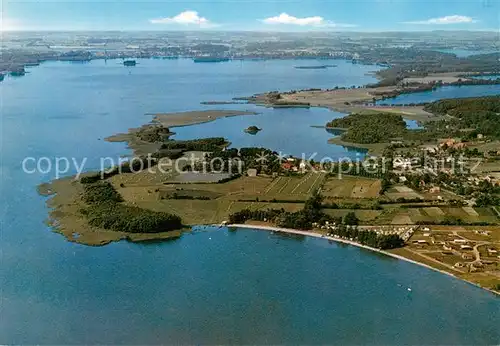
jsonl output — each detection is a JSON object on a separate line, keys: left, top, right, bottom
{"left": 440, "top": 138, "right": 468, "bottom": 150}
{"left": 412, "top": 229, "right": 500, "bottom": 271}
{"left": 281, "top": 158, "right": 308, "bottom": 173}
{"left": 245, "top": 157, "right": 310, "bottom": 177}
{"left": 414, "top": 231, "right": 474, "bottom": 252}
{"left": 392, "top": 152, "right": 467, "bottom": 174}
{"left": 468, "top": 174, "right": 500, "bottom": 187}
{"left": 393, "top": 138, "right": 497, "bottom": 174}
{"left": 390, "top": 146, "right": 499, "bottom": 203}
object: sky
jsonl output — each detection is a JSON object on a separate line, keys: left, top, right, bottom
{"left": 1, "top": 0, "right": 499, "bottom": 32}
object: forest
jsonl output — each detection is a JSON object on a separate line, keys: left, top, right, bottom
{"left": 327, "top": 96, "right": 500, "bottom": 146}
{"left": 160, "top": 137, "right": 228, "bottom": 152}
{"left": 424, "top": 96, "right": 500, "bottom": 140}
{"left": 79, "top": 180, "right": 183, "bottom": 233}
{"left": 327, "top": 113, "right": 407, "bottom": 144}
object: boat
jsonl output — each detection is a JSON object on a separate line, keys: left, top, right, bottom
{"left": 193, "top": 57, "right": 230, "bottom": 63}
{"left": 123, "top": 60, "right": 137, "bottom": 67}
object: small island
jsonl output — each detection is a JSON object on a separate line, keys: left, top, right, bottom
{"left": 244, "top": 125, "right": 262, "bottom": 134}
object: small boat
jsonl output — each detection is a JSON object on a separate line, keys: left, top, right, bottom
{"left": 123, "top": 60, "right": 137, "bottom": 67}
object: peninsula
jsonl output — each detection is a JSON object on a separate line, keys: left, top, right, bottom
{"left": 41, "top": 95, "right": 500, "bottom": 293}
{"left": 106, "top": 109, "right": 256, "bottom": 155}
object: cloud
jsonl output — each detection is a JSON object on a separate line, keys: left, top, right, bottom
{"left": 403, "top": 15, "right": 476, "bottom": 25}
{"left": 263, "top": 13, "right": 324, "bottom": 26}
{"left": 261, "top": 13, "right": 356, "bottom": 28}
{"left": 0, "top": 13, "right": 22, "bottom": 31}
{"left": 150, "top": 10, "right": 215, "bottom": 27}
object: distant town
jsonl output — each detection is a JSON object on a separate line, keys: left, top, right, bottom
{"left": 1, "top": 30, "right": 499, "bottom": 77}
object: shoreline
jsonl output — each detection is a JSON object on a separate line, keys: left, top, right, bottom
{"left": 327, "top": 136, "right": 383, "bottom": 155}
{"left": 229, "top": 223, "right": 500, "bottom": 297}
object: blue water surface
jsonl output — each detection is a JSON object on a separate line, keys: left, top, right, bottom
{"left": 1, "top": 58, "right": 499, "bottom": 344}
{"left": 377, "top": 84, "right": 500, "bottom": 105}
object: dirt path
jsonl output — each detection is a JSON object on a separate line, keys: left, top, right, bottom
{"left": 492, "top": 206, "right": 500, "bottom": 218}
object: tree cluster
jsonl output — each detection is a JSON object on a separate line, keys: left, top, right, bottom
{"left": 136, "top": 125, "right": 171, "bottom": 143}
{"left": 329, "top": 224, "right": 404, "bottom": 249}
{"left": 327, "top": 113, "right": 407, "bottom": 144}
{"left": 80, "top": 181, "right": 182, "bottom": 233}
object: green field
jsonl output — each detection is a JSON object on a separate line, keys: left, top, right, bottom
{"left": 108, "top": 170, "right": 499, "bottom": 226}
{"left": 322, "top": 176, "right": 381, "bottom": 199}
{"left": 109, "top": 173, "right": 327, "bottom": 224}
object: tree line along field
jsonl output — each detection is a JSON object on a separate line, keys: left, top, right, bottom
{"left": 106, "top": 171, "right": 499, "bottom": 226}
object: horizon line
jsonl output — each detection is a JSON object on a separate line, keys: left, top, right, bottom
{"left": 2, "top": 29, "right": 499, "bottom": 34}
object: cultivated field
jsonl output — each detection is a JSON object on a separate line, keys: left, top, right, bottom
{"left": 110, "top": 169, "right": 500, "bottom": 227}
{"left": 385, "top": 185, "right": 423, "bottom": 200}
{"left": 321, "top": 176, "right": 381, "bottom": 199}
{"left": 323, "top": 209, "right": 383, "bottom": 222}
{"left": 371, "top": 206, "right": 499, "bottom": 225}
{"left": 108, "top": 172, "right": 330, "bottom": 224}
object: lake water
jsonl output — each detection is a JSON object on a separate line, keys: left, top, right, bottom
{"left": 377, "top": 84, "right": 500, "bottom": 105}
{"left": 172, "top": 107, "right": 367, "bottom": 160}
{"left": 405, "top": 119, "right": 422, "bottom": 129}
{"left": 1, "top": 59, "right": 499, "bottom": 344}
